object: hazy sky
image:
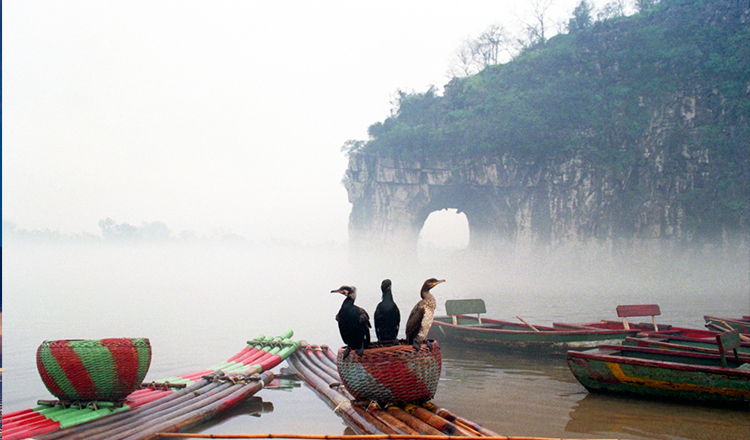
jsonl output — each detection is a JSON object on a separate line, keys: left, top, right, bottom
{"left": 3, "top": 0, "right": 612, "bottom": 245}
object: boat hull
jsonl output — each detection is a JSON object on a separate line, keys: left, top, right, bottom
{"left": 704, "top": 316, "right": 750, "bottom": 334}
{"left": 428, "top": 316, "right": 631, "bottom": 353}
{"left": 567, "top": 346, "right": 750, "bottom": 406}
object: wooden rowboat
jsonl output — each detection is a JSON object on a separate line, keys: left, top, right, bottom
{"left": 567, "top": 331, "right": 750, "bottom": 407}
{"left": 704, "top": 315, "right": 750, "bottom": 336}
{"left": 2, "top": 331, "right": 300, "bottom": 440}
{"left": 623, "top": 334, "right": 750, "bottom": 355}
{"left": 426, "top": 299, "right": 631, "bottom": 354}
{"left": 554, "top": 304, "right": 719, "bottom": 339}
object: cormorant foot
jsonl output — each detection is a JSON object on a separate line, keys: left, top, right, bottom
{"left": 343, "top": 347, "right": 351, "bottom": 359}
{"left": 355, "top": 348, "right": 365, "bottom": 357}
{"left": 426, "top": 340, "right": 433, "bottom": 350}
{"left": 412, "top": 342, "right": 421, "bottom": 351}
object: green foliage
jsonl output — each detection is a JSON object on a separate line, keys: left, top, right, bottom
{"left": 351, "top": 0, "right": 749, "bottom": 237}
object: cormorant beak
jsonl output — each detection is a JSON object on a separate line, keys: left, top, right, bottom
{"left": 331, "top": 288, "right": 348, "bottom": 296}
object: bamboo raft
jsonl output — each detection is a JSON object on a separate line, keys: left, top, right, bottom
{"left": 2, "top": 331, "right": 301, "bottom": 440}
{"left": 285, "top": 343, "right": 501, "bottom": 437}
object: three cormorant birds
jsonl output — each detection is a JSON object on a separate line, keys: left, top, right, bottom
{"left": 331, "top": 285, "right": 371, "bottom": 358}
{"left": 405, "top": 278, "right": 446, "bottom": 351}
{"left": 374, "top": 279, "right": 400, "bottom": 344}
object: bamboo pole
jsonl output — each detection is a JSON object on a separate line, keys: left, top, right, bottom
{"left": 122, "top": 373, "right": 273, "bottom": 440}
{"left": 298, "top": 346, "right": 341, "bottom": 385}
{"left": 420, "top": 403, "right": 500, "bottom": 437}
{"left": 36, "top": 378, "right": 217, "bottom": 440}
{"left": 321, "top": 345, "right": 339, "bottom": 363}
{"left": 47, "top": 380, "right": 232, "bottom": 440}
{"left": 36, "top": 336, "right": 299, "bottom": 440}
{"left": 366, "top": 408, "right": 420, "bottom": 435}
{"left": 288, "top": 346, "right": 504, "bottom": 438}
{"left": 403, "top": 405, "right": 475, "bottom": 437}
{"left": 385, "top": 407, "right": 443, "bottom": 436}
{"left": 307, "top": 345, "right": 343, "bottom": 381}
{"left": 286, "top": 353, "right": 381, "bottom": 434}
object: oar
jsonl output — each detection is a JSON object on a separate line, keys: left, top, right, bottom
{"left": 707, "top": 321, "right": 750, "bottom": 342}
{"left": 516, "top": 316, "right": 540, "bottom": 332}
{"left": 717, "top": 319, "right": 750, "bottom": 341}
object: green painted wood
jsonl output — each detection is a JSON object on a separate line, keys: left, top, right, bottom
{"left": 429, "top": 316, "right": 630, "bottom": 353}
{"left": 717, "top": 330, "right": 742, "bottom": 367}
{"left": 445, "top": 299, "right": 486, "bottom": 316}
{"left": 566, "top": 347, "right": 750, "bottom": 405}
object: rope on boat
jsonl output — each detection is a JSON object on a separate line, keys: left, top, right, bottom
{"left": 202, "top": 373, "right": 264, "bottom": 385}
{"left": 141, "top": 381, "right": 189, "bottom": 390}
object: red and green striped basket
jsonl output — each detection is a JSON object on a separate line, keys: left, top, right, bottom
{"left": 336, "top": 341, "right": 442, "bottom": 404}
{"left": 36, "top": 338, "right": 152, "bottom": 401}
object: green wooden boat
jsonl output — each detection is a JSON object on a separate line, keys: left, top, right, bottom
{"left": 426, "top": 299, "right": 632, "bottom": 354}
{"left": 704, "top": 315, "right": 750, "bottom": 336}
{"left": 623, "top": 334, "right": 750, "bottom": 355}
{"left": 567, "top": 331, "right": 750, "bottom": 407}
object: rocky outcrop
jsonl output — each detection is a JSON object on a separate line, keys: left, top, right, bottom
{"left": 343, "top": 145, "right": 747, "bottom": 256}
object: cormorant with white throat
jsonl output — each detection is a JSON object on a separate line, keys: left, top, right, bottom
{"left": 405, "top": 278, "right": 445, "bottom": 351}
{"left": 374, "top": 279, "right": 400, "bottom": 344}
{"left": 331, "top": 285, "right": 371, "bottom": 358}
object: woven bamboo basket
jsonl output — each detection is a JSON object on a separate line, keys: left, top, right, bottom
{"left": 36, "top": 338, "right": 152, "bottom": 401}
{"left": 336, "top": 340, "right": 441, "bottom": 404}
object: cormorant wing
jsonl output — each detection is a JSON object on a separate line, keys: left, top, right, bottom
{"left": 405, "top": 304, "right": 425, "bottom": 340}
{"left": 359, "top": 307, "right": 372, "bottom": 328}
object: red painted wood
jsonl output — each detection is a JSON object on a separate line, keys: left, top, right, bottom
{"left": 617, "top": 304, "right": 661, "bottom": 317}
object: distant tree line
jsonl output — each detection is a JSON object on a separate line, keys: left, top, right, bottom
{"left": 2, "top": 219, "right": 247, "bottom": 244}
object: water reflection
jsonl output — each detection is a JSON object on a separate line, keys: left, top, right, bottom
{"left": 187, "top": 397, "right": 274, "bottom": 434}
{"left": 567, "top": 392, "right": 750, "bottom": 440}
{"left": 434, "top": 342, "right": 750, "bottom": 440}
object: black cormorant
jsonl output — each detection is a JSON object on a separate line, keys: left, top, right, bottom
{"left": 405, "top": 278, "right": 445, "bottom": 351}
{"left": 374, "top": 279, "right": 400, "bottom": 344}
{"left": 331, "top": 285, "right": 371, "bottom": 358}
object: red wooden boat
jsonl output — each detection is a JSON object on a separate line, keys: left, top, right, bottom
{"left": 554, "top": 304, "right": 718, "bottom": 339}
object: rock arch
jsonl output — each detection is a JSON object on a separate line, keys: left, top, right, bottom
{"left": 343, "top": 153, "right": 552, "bottom": 257}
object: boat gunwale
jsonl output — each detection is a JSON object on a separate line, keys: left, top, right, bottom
{"left": 567, "top": 345, "right": 750, "bottom": 377}
{"left": 433, "top": 315, "right": 632, "bottom": 336}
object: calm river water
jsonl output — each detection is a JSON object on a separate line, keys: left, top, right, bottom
{"left": 2, "top": 242, "right": 749, "bottom": 439}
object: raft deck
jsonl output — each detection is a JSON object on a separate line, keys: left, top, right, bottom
{"left": 286, "top": 343, "right": 500, "bottom": 436}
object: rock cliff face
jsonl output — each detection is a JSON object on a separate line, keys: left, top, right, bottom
{"left": 343, "top": 144, "right": 746, "bottom": 256}
{"left": 342, "top": 0, "right": 750, "bottom": 257}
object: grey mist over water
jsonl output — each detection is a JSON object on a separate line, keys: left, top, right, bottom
{"left": 3, "top": 240, "right": 749, "bottom": 439}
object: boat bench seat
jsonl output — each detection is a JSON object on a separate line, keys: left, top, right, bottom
{"left": 716, "top": 329, "right": 743, "bottom": 367}
{"left": 617, "top": 304, "right": 661, "bottom": 331}
{"left": 445, "top": 299, "right": 486, "bottom": 325}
